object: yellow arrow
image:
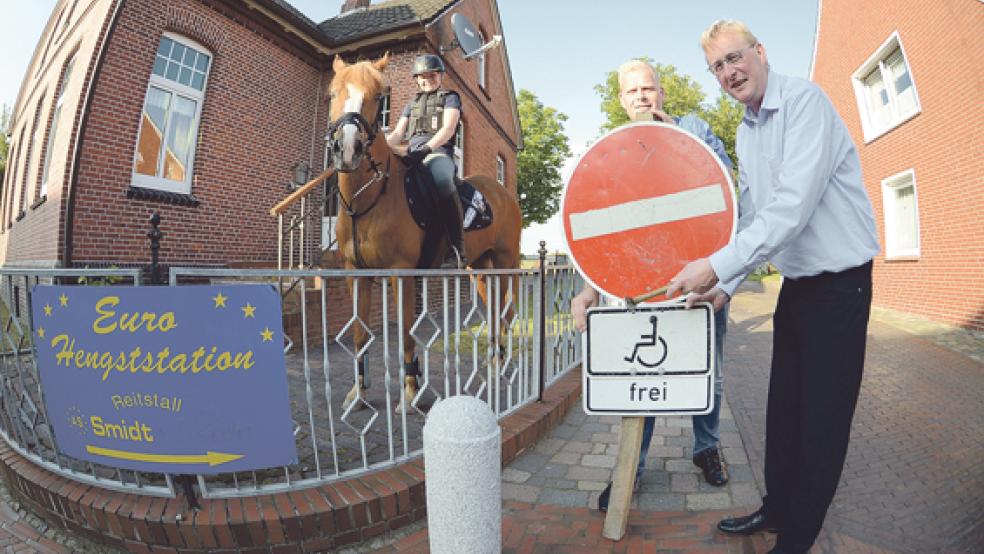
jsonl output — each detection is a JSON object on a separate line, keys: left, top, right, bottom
{"left": 86, "top": 445, "right": 244, "bottom": 466}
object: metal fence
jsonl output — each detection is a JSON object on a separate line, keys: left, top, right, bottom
{"left": 0, "top": 264, "right": 582, "bottom": 498}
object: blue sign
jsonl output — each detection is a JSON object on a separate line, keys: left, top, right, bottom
{"left": 30, "top": 285, "right": 297, "bottom": 474}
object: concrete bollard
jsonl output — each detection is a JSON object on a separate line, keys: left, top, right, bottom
{"left": 423, "top": 395, "right": 501, "bottom": 554}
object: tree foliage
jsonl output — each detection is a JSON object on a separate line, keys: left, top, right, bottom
{"left": 595, "top": 59, "right": 706, "bottom": 133}
{"left": 516, "top": 89, "right": 571, "bottom": 227}
{"left": 701, "top": 91, "right": 744, "bottom": 169}
{"left": 594, "top": 59, "right": 744, "bottom": 167}
{"left": 0, "top": 104, "right": 9, "bottom": 184}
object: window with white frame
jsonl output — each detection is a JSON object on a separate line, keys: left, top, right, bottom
{"left": 852, "top": 32, "right": 920, "bottom": 142}
{"left": 495, "top": 154, "right": 505, "bottom": 185}
{"left": 132, "top": 34, "right": 211, "bottom": 194}
{"left": 40, "top": 52, "right": 77, "bottom": 198}
{"left": 453, "top": 120, "right": 464, "bottom": 179}
{"left": 477, "top": 29, "right": 487, "bottom": 89}
{"left": 379, "top": 92, "right": 391, "bottom": 129}
{"left": 881, "top": 169, "right": 920, "bottom": 259}
{"left": 24, "top": 93, "right": 46, "bottom": 212}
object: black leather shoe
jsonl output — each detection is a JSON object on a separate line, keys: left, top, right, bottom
{"left": 718, "top": 506, "right": 778, "bottom": 535}
{"left": 596, "top": 474, "right": 641, "bottom": 513}
{"left": 693, "top": 447, "right": 729, "bottom": 486}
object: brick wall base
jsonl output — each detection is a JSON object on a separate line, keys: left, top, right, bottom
{"left": 0, "top": 370, "right": 581, "bottom": 553}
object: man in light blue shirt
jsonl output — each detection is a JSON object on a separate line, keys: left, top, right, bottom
{"left": 571, "top": 59, "right": 735, "bottom": 511}
{"left": 667, "top": 20, "right": 880, "bottom": 554}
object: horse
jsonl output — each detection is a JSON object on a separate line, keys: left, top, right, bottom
{"left": 326, "top": 54, "right": 522, "bottom": 413}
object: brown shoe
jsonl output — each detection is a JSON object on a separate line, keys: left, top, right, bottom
{"left": 693, "top": 447, "right": 729, "bottom": 486}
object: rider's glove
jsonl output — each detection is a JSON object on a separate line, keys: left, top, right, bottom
{"left": 408, "top": 144, "right": 432, "bottom": 163}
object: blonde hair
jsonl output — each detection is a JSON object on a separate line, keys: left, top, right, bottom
{"left": 617, "top": 59, "right": 660, "bottom": 90}
{"left": 700, "top": 19, "right": 759, "bottom": 50}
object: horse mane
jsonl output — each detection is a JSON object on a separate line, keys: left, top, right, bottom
{"left": 330, "top": 60, "right": 387, "bottom": 107}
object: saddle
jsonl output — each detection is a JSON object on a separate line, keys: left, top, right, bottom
{"left": 404, "top": 165, "right": 493, "bottom": 268}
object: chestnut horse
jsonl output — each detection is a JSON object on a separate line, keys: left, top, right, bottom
{"left": 327, "top": 54, "right": 522, "bottom": 413}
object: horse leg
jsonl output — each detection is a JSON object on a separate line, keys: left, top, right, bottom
{"left": 342, "top": 276, "right": 373, "bottom": 411}
{"left": 394, "top": 275, "right": 420, "bottom": 415}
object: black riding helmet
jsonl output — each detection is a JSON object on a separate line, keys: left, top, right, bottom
{"left": 411, "top": 54, "right": 445, "bottom": 76}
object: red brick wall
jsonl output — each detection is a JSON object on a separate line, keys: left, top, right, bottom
{"left": 812, "top": 0, "right": 984, "bottom": 329}
{"left": 345, "top": 0, "right": 520, "bottom": 200}
{"left": 429, "top": 0, "right": 519, "bottom": 196}
{"left": 61, "top": 0, "right": 326, "bottom": 269}
{"left": 3, "top": 0, "right": 519, "bottom": 271}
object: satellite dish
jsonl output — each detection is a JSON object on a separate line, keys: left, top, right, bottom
{"left": 450, "top": 13, "right": 502, "bottom": 60}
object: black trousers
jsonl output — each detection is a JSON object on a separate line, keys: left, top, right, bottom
{"left": 763, "top": 261, "right": 872, "bottom": 553}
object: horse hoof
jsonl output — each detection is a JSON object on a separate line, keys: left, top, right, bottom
{"left": 395, "top": 378, "right": 420, "bottom": 415}
{"left": 342, "top": 384, "right": 368, "bottom": 411}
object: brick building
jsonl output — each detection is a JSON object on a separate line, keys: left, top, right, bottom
{"left": 0, "top": 0, "right": 520, "bottom": 271}
{"left": 810, "top": 0, "right": 983, "bottom": 329}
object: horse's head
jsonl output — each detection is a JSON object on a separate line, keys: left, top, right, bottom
{"left": 327, "top": 54, "right": 390, "bottom": 172}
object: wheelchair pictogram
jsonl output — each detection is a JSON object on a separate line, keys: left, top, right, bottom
{"left": 624, "top": 315, "right": 668, "bottom": 368}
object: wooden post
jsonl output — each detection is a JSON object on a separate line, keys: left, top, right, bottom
{"left": 602, "top": 416, "right": 644, "bottom": 540}
{"left": 601, "top": 110, "right": 656, "bottom": 541}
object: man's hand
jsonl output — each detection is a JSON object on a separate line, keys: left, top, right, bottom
{"left": 392, "top": 144, "right": 409, "bottom": 157}
{"left": 666, "top": 257, "right": 719, "bottom": 298}
{"left": 652, "top": 109, "right": 674, "bottom": 124}
{"left": 571, "top": 286, "right": 599, "bottom": 333}
{"left": 685, "top": 287, "right": 730, "bottom": 311}
{"left": 408, "top": 143, "right": 432, "bottom": 163}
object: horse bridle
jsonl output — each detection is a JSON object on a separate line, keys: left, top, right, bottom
{"left": 326, "top": 92, "right": 391, "bottom": 268}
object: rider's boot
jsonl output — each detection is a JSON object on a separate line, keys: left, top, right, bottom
{"left": 438, "top": 194, "right": 467, "bottom": 269}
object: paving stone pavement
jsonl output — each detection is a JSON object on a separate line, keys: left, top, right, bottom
{"left": 365, "top": 276, "right": 983, "bottom": 553}
{"left": 725, "top": 278, "right": 984, "bottom": 554}
{"left": 499, "top": 400, "right": 760, "bottom": 514}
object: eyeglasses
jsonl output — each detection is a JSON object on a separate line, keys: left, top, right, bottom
{"left": 707, "top": 44, "right": 757, "bottom": 76}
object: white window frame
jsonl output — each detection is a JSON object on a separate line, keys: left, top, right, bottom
{"left": 41, "top": 52, "right": 77, "bottom": 198}
{"left": 495, "top": 154, "right": 505, "bottom": 186}
{"left": 477, "top": 30, "right": 487, "bottom": 89}
{"left": 453, "top": 120, "right": 464, "bottom": 179}
{"left": 131, "top": 33, "right": 211, "bottom": 194}
{"left": 25, "top": 93, "right": 46, "bottom": 211}
{"left": 851, "top": 31, "right": 921, "bottom": 143}
{"left": 379, "top": 92, "right": 391, "bottom": 130}
{"left": 880, "top": 168, "right": 920, "bottom": 259}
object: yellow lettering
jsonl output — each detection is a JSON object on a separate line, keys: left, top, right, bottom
{"left": 153, "top": 312, "right": 177, "bottom": 333}
{"left": 52, "top": 334, "right": 73, "bottom": 366}
{"left": 91, "top": 296, "right": 177, "bottom": 335}
{"left": 91, "top": 416, "right": 104, "bottom": 436}
{"left": 92, "top": 296, "right": 120, "bottom": 334}
{"left": 234, "top": 352, "right": 255, "bottom": 369}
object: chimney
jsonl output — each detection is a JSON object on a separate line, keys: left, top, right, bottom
{"left": 340, "top": 0, "right": 371, "bottom": 14}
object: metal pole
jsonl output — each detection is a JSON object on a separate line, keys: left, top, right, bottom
{"left": 147, "top": 212, "right": 163, "bottom": 285}
{"left": 537, "top": 240, "right": 547, "bottom": 401}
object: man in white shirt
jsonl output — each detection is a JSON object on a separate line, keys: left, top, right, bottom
{"left": 667, "top": 20, "right": 880, "bottom": 554}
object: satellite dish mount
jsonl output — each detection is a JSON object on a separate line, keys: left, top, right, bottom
{"left": 442, "top": 13, "right": 502, "bottom": 60}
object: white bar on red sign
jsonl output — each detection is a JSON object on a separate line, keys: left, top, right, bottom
{"left": 568, "top": 184, "right": 727, "bottom": 241}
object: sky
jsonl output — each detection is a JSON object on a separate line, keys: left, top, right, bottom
{"left": 1, "top": 0, "right": 819, "bottom": 255}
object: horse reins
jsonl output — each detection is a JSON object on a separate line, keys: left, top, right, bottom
{"left": 328, "top": 97, "right": 391, "bottom": 269}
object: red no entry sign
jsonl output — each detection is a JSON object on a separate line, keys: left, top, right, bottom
{"left": 561, "top": 122, "right": 736, "bottom": 300}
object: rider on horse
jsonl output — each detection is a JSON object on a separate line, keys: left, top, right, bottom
{"left": 385, "top": 54, "right": 467, "bottom": 269}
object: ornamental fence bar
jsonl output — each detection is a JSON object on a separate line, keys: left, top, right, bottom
{"left": 0, "top": 264, "right": 581, "bottom": 498}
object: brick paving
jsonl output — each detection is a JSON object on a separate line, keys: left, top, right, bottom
{"left": 726, "top": 279, "right": 984, "bottom": 553}
{"left": 353, "top": 277, "right": 983, "bottom": 554}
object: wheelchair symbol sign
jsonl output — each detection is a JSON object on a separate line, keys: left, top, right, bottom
{"left": 585, "top": 305, "right": 713, "bottom": 376}
{"left": 623, "top": 316, "right": 668, "bottom": 368}
{"left": 583, "top": 304, "right": 715, "bottom": 415}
